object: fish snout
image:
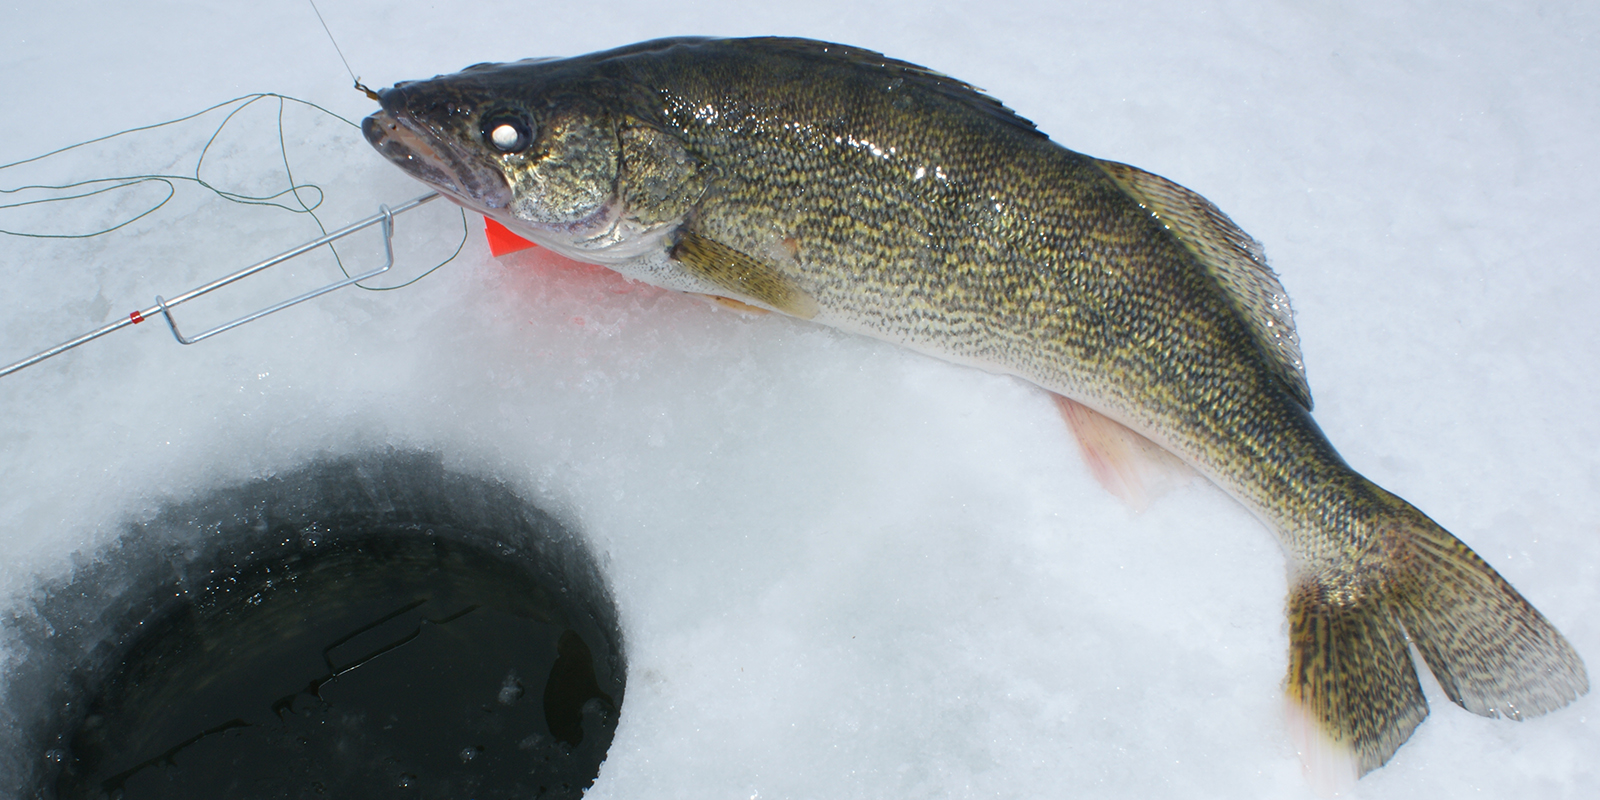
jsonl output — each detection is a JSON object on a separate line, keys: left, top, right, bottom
{"left": 361, "top": 109, "right": 513, "bottom": 211}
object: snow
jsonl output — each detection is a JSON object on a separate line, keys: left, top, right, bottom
{"left": 2, "top": 1, "right": 1596, "bottom": 797}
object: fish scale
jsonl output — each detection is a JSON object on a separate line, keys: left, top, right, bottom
{"left": 361, "top": 36, "right": 1586, "bottom": 785}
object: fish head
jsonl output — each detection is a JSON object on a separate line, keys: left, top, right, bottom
{"left": 364, "top": 57, "right": 689, "bottom": 265}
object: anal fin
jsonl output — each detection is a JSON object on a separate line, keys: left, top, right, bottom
{"left": 1051, "top": 393, "right": 1192, "bottom": 510}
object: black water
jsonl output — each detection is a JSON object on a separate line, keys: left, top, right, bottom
{"left": 4, "top": 453, "right": 624, "bottom": 800}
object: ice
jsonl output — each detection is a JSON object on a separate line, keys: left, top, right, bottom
{"left": 3, "top": 1, "right": 1596, "bottom": 798}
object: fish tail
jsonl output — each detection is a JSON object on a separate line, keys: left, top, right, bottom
{"left": 1285, "top": 569, "right": 1425, "bottom": 790}
{"left": 1392, "top": 500, "right": 1589, "bottom": 719}
{"left": 1285, "top": 492, "right": 1588, "bottom": 788}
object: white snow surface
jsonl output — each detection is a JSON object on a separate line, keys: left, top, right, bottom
{"left": 2, "top": 1, "right": 1596, "bottom": 797}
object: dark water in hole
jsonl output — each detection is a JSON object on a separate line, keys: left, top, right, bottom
{"left": 53, "top": 531, "right": 618, "bottom": 800}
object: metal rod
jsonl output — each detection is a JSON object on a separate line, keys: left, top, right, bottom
{"left": 1, "top": 192, "right": 440, "bottom": 378}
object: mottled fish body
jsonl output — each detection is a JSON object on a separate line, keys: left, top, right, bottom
{"left": 363, "top": 37, "right": 1586, "bottom": 782}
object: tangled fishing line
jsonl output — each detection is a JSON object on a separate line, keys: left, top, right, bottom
{"left": 0, "top": 92, "right": 466, "bottom": 292}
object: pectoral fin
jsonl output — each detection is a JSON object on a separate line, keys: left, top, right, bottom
{"left": 671, "top": 229, "right": 819, "bottom": 319}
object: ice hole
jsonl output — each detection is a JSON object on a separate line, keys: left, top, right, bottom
{"left": 3, "top": 451, "right": 624, "bottom": 800}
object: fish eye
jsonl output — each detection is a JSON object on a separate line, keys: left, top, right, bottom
{"left": 481, "top": 113, "right": 534, "bottom": 154}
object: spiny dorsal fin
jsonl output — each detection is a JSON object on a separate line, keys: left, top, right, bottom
{"left": 1097, "top": 160, "right": 1312, "bottom": 410}
{"left": 670, "top": 228, "right": 819, "bottom": 319}
{"left": 722, "top": 37, "right": 1046, "bottom": 140}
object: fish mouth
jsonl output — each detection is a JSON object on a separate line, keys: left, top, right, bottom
{"left": 362, "top": 110, "right": 513, "bottom": 211}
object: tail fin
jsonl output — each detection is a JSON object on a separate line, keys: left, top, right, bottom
{"left": 1394, "top": 506, "right": 1589, "bottom": 720}
{"left": 1285, "top": 576, "right": 1426, "bottom": 790}
{"left": 1285, "top": 495, "right": 1588, "bottom": 787}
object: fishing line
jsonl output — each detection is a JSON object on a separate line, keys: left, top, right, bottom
{"left": 0, "top": 93, "right": 467, "bottom": 290}
{"left": 0, "top": 85, "right": 473, "bottom": 377}
{"left": 309, "top": 0, "right": 361, "bottom": 90}
{"left": 2, "top": 93, "right": 343, "bottom": 224}
{"left": 0, "top": 4, "right": 482, "bottom": 378}
{"left": 307, "top": 0, "right": 381, "bottom": 101}
{"left": 301, "top": 0, "right": 465, "bottom": 287}
{"left": 0, "top": 94, "right": 333, "bottom": 238}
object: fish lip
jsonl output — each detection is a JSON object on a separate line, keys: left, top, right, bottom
{"left": 361, "top": 109, "right": 513, "bottom": 211}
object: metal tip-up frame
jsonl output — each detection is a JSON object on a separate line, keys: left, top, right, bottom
{"left": 1, "top": 192, "right": 441, "bottom": 379}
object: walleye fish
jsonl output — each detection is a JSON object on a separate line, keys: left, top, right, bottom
{"left": 362, "top": 37, "right": 1586, "bottom": 782}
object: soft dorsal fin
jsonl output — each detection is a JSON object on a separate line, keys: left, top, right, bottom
{"left": 670, "top": 228, "right": 819, "bottom": 319}
{"left": 1097, "top": 160, "right": 1312, "bottom": 410}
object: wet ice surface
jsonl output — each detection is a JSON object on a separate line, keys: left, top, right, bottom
{"left": 3, "top": 1, "right": 1597, "bottom": 798}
